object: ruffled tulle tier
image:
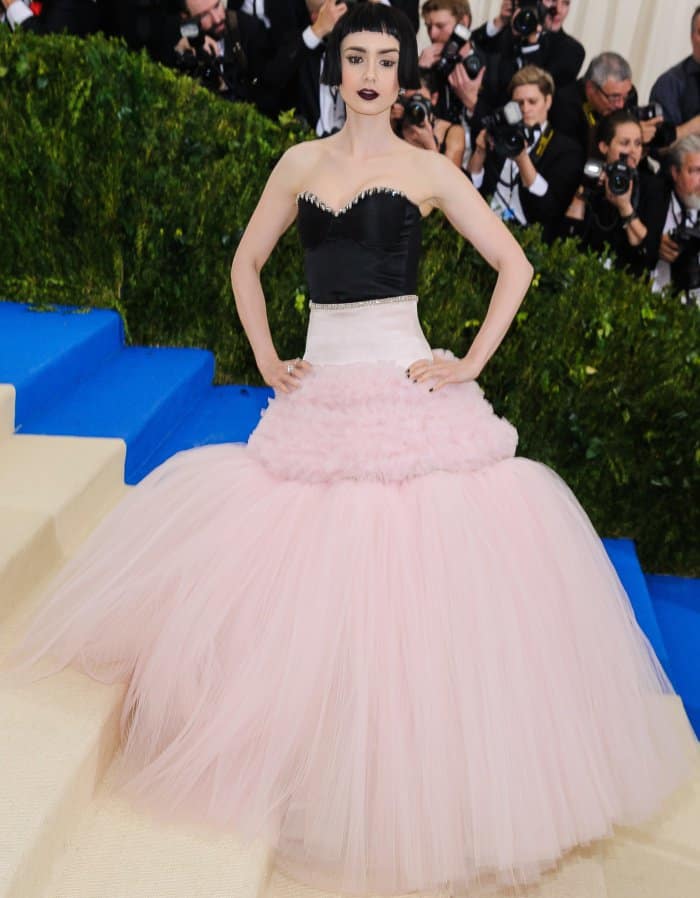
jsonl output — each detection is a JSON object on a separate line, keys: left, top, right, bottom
{"left": 4, "top": 364, "right": 697, "bottom": 897}
{"left": 247, "top": 355, "right": 518, "bottom": 483}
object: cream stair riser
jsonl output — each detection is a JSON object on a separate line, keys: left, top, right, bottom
{"left": 0, "top": 386, "right": 15, "bottom": 441}
{"left": 0, "top": 430, "right": 128, "bottom": 898}
{"left": 0, "top": 673, "right": 124, "bottom": 898}
{"left": 0, "top": 435, "right": 126, "bottom": 621}
{"left": 42, "top": 766, "right": 273, "bottom": 898}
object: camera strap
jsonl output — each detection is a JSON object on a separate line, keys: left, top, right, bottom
{"left": 532, "top": 126, "right": 553, "bottom": 162}
{"left": 225, "top": 9, "right": 248, "bottom": 73}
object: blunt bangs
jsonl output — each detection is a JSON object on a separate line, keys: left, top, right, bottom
{"left": 321, "top": 3, "right": 420, "bottom": 89}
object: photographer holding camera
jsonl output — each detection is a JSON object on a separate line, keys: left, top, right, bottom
{"left": 471, "top": 0, "right": 584, "bottom": 109}
{"left": 418, "top": 0, "right": 485, "bottom": 143}
{"left": 467, "top": 65, "right": 582, "bottom": 241}
{"left": 562, "top": 110, "right": 666, "bottom": 278}
{"left": 652, "top": 134, "right": 700, "bottom": 305}
{"left": 173, "top": 0, "right": 262, "bottom": 100}
{"left": 551, "top": 52, "right": 664, "bottom": 160}
{"left": 390, "top": 70, "right": 465, "bottom": 167}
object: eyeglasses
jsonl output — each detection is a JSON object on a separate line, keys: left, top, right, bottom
{"left": 593, "top": 83, "right": 631, "bottom": 106}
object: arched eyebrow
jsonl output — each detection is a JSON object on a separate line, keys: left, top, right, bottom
{"left": 343, "top": 45, "right": 400, "bottom": 54}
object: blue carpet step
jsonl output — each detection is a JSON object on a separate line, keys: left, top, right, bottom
{"left": 646, "top": 573, "right": 700, "bottom": 738}
{"left": 0, "top": 302, "right": 123, "bottom": 429}
{"left": 603, "top": 538, "right": 671, "bottom": 673}
{"left": 20, "top": 346, "right": 214, "bottom": 484}
{"left": 130, "top": 384, "right": 273, "bottom": 482}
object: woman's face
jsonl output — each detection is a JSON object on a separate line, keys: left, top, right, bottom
{"left": 599, "top": 122, "right": 643, "bottom": 168}
{"left": 339, "top": 30, "right": 401, "bottom": 116}
{"left": 511, "top": 83, "right": 551, "bottom": 127}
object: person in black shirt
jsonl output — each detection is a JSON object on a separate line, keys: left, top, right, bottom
{"left": 650, "top": 4, "right": 700, "bottom": 143}
{"left": 551, "top": 52, "right": 662, "bottom": 160}
{"left": 562, "top": 110, "right": 666, "bottom": 278}
{"left": 467, "top": 64, "right": 583, "bottom": 241}
{"left": 471, "top": 0, "right": 584, "bottom": 108}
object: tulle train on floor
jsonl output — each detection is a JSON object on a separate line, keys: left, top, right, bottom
{"left": 4, "top": 363, "right": 696, "bottom": 896}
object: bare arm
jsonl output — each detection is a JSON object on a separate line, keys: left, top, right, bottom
{"left": 230, "top": 145, "right": 312, "bottom": 392}
{"left": 412, "top": 153, "right": 533, "bottom": 389}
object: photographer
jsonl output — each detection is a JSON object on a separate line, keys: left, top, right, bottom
{"left": 173, "top": 0, "right": 250, "bottom": 99}
{"left": 173, "top": 0, "right": 304, "bottom": 116}
{"left": 652, "top": 134, "right": 700, "bottom": 305}
{"left": 418, "top": 0, "right": 485, "bottom": 136}
{"left": 467, "top": 65, "right": 582, "bottom": 241}
{"left": 562, "top": 110, "right": 666, "bottom": 278}
{"left": 650, "top": 6, "right": 700, "bottom": 144}
{"left": 390, "top": 70, "right": 465, "bottom": 167}
{"left": 551, "top": 52, "right": 663, "bottom": 159}
{"left": 471, "top": 0, "right": 585, "bottom": 108}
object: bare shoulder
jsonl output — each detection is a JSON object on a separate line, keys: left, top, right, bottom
{"left": 275, "top": 139, "right": 326, "bottom": 191}
{"left": 393, "top": 146, "right": 473, "bottom": 214}
{"left": 419, "top": 150, "right": 482, "bottom": 211}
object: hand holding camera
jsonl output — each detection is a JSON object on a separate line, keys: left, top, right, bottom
{"left": 447, "top": 61, "right": 484, "bottom": 114}
{"left": 482, "top": 100, "right": 533, "bottom": 158}
{"left": 433, "top": 25, "right": 485, "bottom": 81}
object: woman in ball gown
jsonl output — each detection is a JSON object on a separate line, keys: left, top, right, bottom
{"left": 3, "top": 4, "right": 697, "bottom": 896}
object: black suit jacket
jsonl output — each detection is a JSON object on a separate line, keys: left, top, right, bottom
{"left": 473, "top": 26, "right": 584, "bottom": 109}
{"left": 475, "top": 127, "right": 584, "bottom": 241}
{"left": 551, "top": 78, "right": 642, "bottom": 160}
{"left": 561, "top": 167, "right": 667, "bottom": 277}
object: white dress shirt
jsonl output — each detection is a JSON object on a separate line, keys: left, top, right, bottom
{"left": 652, "top": 191, "right": 700, "bottom": 305}
{"left": 471, "top": 123, "right": 550, "bottom": 225}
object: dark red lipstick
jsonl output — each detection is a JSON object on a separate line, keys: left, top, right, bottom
{"left": 358, "top": 89, "right": 379, "bottom": 100}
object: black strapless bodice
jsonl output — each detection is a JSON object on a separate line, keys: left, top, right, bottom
{"left": 296, "top": 188, "right": 422, "bottom": 303}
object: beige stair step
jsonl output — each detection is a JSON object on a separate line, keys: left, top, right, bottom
{"left": 0, "top": 385, "right": 15, "bottom": 440}
{"left": 0, "top": 434, "right": 127, "bottom": 621}
{"left": 42, "top": 765, "right": 272, "bottom": 898}
{"left": 0, "top": 507, "right": 62, "bottom": 621}
{"left": 0, "top": 434, "right": 126, "bottom": 560}
{"left": 0, "top": 672, "right": 124, "bottom": 898}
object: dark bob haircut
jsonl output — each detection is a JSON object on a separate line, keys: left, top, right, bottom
{"left": 321, "top": 2, "right": 420, "bottom": 89}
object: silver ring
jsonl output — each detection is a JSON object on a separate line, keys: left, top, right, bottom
{"left": 287, "top": 363, "right": 295, "bottom": 375}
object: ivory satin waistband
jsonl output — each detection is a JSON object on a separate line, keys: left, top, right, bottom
{"left": 302, "top": 295, "right": 433, "bottom": 368}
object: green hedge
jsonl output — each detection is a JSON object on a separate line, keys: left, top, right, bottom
{"left": 1, "top": 32, "right": 698, "bottom": 576}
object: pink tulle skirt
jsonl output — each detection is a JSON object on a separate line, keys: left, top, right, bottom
{"left": 5, "top": 360, "right": 697, "bottom": 897}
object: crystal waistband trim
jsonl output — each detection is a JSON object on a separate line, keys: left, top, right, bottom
{"left": 309, "top": 294, "right": 418, "bottom": 311}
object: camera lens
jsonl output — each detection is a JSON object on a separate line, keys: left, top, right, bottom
{"left": 608, "top": 171, "right": 630, "bottom": 195}
{"left": 463, "top": 53, "right": 482, "bottom": 80}
{"left": 512, "top": 8, "right": 539, "bottom": 37}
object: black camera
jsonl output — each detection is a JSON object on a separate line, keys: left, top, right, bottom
{"left": 628, "top": 102, "right": 678, "bottom": 149}
{"left": 630, "top": 102, "right": 663, "bottom": 122}
{"left": 174, "top": 19, "right": 225, "bottom": 92}
{"left": 434, "top": 23, "right": 471, "bottom": 77}
{"left": 605, "top": 153, "right": 636, "bottom": 196}
{"left": 398, "top": 93, "right": 433, "bottom": 126}
{"left": 482, "top": 101, "right": 533, "bottom": 158}
{"left": 582, "top": 154, "right": 636, "bottom": 196}
{"left": 669, "top": 223, "right": 700, "bottom": 291}
{"left": 511, "top": 1, "right": 548, "bottom": 39}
